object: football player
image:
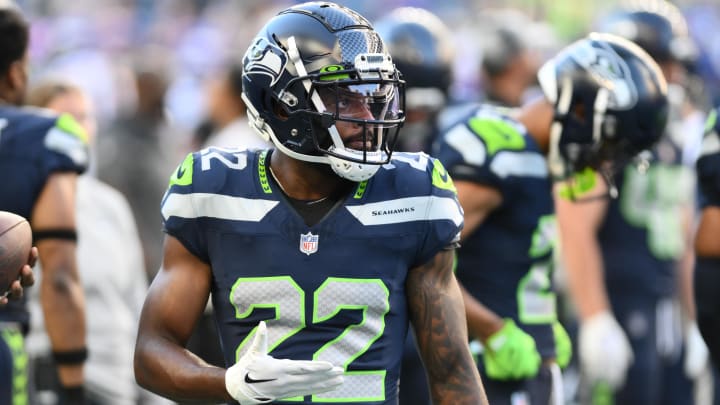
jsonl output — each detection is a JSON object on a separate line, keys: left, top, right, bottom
{"left": 133, "top": 3, "right": 487, "bottom": 405}
{"left": 434, "top": 32, "right": 668, "bottom": 404}
{"left": 0, "top": 5, "right": 90, "bottom": 405}
{"left": 695, "top": 106, "right": 720, "bottom": 369}
{"left": 560, "top": 3, "right": 706, "bottom": 403}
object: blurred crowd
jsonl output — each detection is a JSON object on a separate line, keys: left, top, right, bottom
{"left": 11, "top": 0, "right": 720, "bottom": 272}
{"left": 5, "top": 0, "right": 720, "bottom": 404}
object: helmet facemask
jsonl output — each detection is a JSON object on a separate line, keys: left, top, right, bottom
{"left": 266, "top": 32, "right": 402, "bottom": 179}
{"left": 306, "top": 74, "right": 404, "bottom": 165}
{"left": 545, "top": 80, "right": 623, "bottom": 201}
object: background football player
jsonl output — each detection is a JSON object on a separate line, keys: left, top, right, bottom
{"left": 434, "top": 32, "right": 668, "bottom": 404}
{"left": 0, "top": 5, "right": 89, "bottom": 405}
{"left": 558, "top": 2, "right": 708, "bottom": 403}
{"left": 133, "top": 3, "right": 487, "bottom": 404}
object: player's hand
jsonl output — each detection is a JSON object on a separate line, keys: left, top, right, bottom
{"left": 684, "top": 321, "right": 710, "bottom": 380}
{"left": 225, "top": 321, "right": 344, "bottom": 404}
{"left": 578, "top": 311, "right": 634, "bottom": 389}
{"left": 483, "top": 318, "right": 541, "bottom": 380}
{"left": 0, "top": 247, "right": 37, "bottom": 305}
{"left": 553, "top": 321, "right": 572, "bottom": 369}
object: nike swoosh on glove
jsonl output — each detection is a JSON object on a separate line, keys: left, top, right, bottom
{"left": 578, "top": 311, "right": 634, "bottom": 389}
{"left": 225, "top": 321, "right": 344, "bottom": 404}
{"left": 483, "top": 318, "right": 541, "bottom": 380}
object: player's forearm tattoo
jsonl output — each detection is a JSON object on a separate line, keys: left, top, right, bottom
{"left": 406, "top": 250, "right": 488, "bottom": 405}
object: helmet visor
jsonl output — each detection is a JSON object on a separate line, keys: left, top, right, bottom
{"left": 315, "top": 83, "right": 402, "bottom": 124}
{"left": 309, "top": 81, "right": 404, "bottom": 161}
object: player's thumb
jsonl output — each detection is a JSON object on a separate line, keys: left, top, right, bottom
{"left": 250, "top": 321, "right": 269, "bottom": 355}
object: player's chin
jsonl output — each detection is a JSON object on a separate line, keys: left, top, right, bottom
{"left": 346, "top": 141, "right": 374, "bottom": 151}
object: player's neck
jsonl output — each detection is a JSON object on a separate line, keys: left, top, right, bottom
{"left": 516, "top": 97, "right": 553, "bottom": 155}
{"left": 268, "top": 150, "right": 350, "bottom": 201}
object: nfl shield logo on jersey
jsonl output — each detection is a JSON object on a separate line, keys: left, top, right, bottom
{"left": 299, "top": 232, "right": 319, "bottom": 255}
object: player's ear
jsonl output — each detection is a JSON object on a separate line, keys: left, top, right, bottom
{"left": 7, "top": 55, "right": 28, "bottom": 95}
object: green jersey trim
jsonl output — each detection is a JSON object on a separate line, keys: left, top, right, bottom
{"left": 169, "top": 153, "right": 194, "bottom": 188}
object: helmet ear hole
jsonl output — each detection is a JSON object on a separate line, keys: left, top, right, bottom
{"left": 271, "top": 98, "right": 290, "bottom": 121}
{"left": 571, "top": 103, "right": 587, "bottom": 122}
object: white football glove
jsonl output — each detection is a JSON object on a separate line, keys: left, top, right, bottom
{"left": 684, "top": 321, "right": 710, "bottom": 380}
{"left": 225, "top": 321, "right": 344, "bottom": 404}
{"left": 578, "top": 311, "right": 634, "bottom": 389}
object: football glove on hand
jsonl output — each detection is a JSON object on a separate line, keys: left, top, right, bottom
{"left": 553, "top": 321, "right": 572, "bottom": 369}
{"left": 225, "top": 321, "right": 344, "bottom": 404}
{"left": 579, "top": 311, "right": 634, "bottom": 389}
{"left": 483, "top": 318, "right": 541, "bottom": 380}
{"left": 684, "top": 321, "right": 710, "bottom": 380}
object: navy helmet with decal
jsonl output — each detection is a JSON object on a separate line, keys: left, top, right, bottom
{"left": 241, "top": 1, "right": 405, "bottom": 181}
{"left": 596, "top": 1, "right": 697, "bottom": 67}
{"left": 374, "top": 7, "right": 454, "bottom": 111}
{"left": 538, "top": 32, "right": 669, "bottom": 187}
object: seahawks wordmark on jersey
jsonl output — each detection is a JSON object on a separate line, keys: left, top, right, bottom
{"left": 161, "top": 148, "right": 462, "bottom": 405}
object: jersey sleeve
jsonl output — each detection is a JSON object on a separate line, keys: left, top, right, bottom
{"left": 160, "top": 152, "right": 209, "bottom": 262}
{"left": 414, "top": 155, "right": 464, "bottom": 267}
{"left": 697, "top": 108, "right": 720, "bottom": 208}
{"left": 433, "top": 109, "right": 529, "bottom": 196}
{"left": 43, "top": 114, "right": 90, "bottom": 175}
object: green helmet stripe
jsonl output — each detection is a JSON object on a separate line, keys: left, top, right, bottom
{"left": 319, "top": 65, "right": 350, "bottom": 81}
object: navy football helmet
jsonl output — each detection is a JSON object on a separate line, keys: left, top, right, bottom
{"left": 597, "top": 1, "right": 697, "bottom": 66}
{"left": 374, "top": 7, "right": 454, "bottom": 111}
{"left": 241, "top": 2, "right": 405, "bottom": 181}
{"left": 538, "top": 32, "right": 669, "bottom": 190}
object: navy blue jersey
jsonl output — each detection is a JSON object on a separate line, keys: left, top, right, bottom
{"left": 0, "top": 106, "right": 89, "bottom": 325}
{"left": 161, "top": 148, "right": 463, "bottom": 405}
{"left": 599, "top": 137, "right": 693, "bottom": 298}
{"left": 433, "top": 106, "right": 557, "bottom": 359}
{"left": 697, "top": 107, "right": 720, "bottom": 208}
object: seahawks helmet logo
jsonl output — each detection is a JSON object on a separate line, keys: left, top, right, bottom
{"left": 570, "top": 40, "right": 638, "bottom": 110}
{"left": 244, "top": 37, "right": 288, "bottom": 87}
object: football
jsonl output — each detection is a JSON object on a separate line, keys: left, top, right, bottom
{"left": 0, "top": 211, "right": 32, "bottom": 294}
